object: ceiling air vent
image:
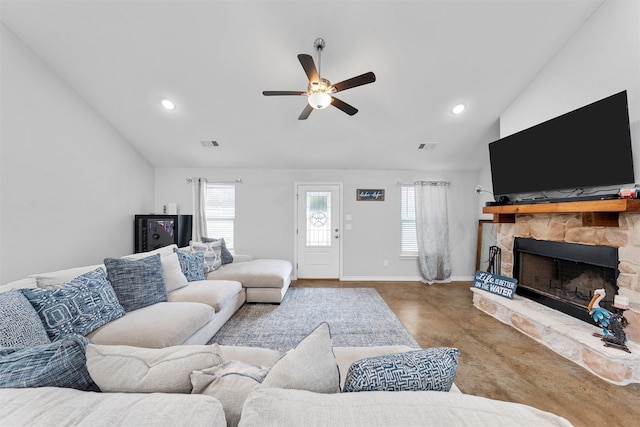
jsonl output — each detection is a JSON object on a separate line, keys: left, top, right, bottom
{"left": 200, "top": 140, "right": 219, "bottom": 147}
{"left": 418, "top": 143, "right": 438, "bottom": 150}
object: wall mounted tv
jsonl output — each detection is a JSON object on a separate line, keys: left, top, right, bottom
{"left": 489, "top": 90, "right": 634, "bottom": 203}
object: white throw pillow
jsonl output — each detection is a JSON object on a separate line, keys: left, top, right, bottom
{"left": 86, "top": 343, "right": 223, "bottom": 393}
{"left": 191, "top": 360, "right": 270, "bottom": 427}
{"left": 161, "top": 252, "right": 189, "bottom": 292}
{"left": 259, "top": 322, "right": 340, "bottom": 393}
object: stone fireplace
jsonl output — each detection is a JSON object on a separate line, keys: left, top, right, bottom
{"left": 513, "top": 237, "right": 618, "bottom": 324}
{"left": 475, "top": 205, "right": 640, "bottom": 385}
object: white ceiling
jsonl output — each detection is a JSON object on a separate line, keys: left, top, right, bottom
{"left": 0, "top": 0, "right": 604, "bottom": 170}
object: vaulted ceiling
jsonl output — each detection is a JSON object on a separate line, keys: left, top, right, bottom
{"left": 0, "top": 0, "right": 604, "bottom": 170}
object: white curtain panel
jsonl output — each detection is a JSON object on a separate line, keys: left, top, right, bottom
{"left": 191, "top": 178, "right": 208, "bottom": 242}
{"left": 414, "top": 182, "right": 451, "bottom": 284}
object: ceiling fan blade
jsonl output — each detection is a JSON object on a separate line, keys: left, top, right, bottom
{"left": 298, "top": 54, "right": 319, "bottom": 82}
{"left": 263, "top": 91, "right": 306, "bottom": 96}
{"left": 298, "top": 104, "right": 313, "bottom": 120}
{"left": 331, "top": 97, "right": 358, "bottom": 116}
{"left": 332, "top": 72, "right": 376, "bottom": 93}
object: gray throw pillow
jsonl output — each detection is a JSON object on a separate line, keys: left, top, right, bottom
{"left": 201, "top": 237, "right": 234, "bottom": 264}
{"left": 260, "top": 322, "right": 340, "bottom": 393}
{"left": 343, "top": 347, "right": 460, "bottom": 392}
{"left": 0, "top": 334, "right": 98, "bottom": 391}
{"left": 191, "top": 360, "right": 270, "bottom": 427}
{"left": 0, "top": 290, "right": 50, "bottom": 348}
{"left": 21, "top": 268, "right": 125, "bottom": 341}
{"left": 104, "top": 254, "right": 167, "bottom": 312}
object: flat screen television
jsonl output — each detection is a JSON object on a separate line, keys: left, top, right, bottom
{"left": 489, "top": 90, "right": 634, "bottom": 202}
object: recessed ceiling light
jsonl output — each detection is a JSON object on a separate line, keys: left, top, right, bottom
{"left": 451, "top": 103, "right": 466, "bottom": 114}
{"left": 161, "top": 99, "right": 176, "bottom": 110}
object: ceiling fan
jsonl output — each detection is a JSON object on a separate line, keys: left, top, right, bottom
{"left": 263, "top": 38, "right": 376, "bottom": 120}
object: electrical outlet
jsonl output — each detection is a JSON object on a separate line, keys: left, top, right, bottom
{"left": 383, "top": 260, "right": 389, "bottom": 267}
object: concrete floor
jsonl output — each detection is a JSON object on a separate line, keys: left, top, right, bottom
{"left": 292, "top": 280, "right": 640, "bottom": 427}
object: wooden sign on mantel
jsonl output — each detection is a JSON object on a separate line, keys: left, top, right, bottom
{"left": 473, "top": 271, "right": 517, "bottom": 299}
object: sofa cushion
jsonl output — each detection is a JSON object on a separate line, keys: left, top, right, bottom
{"left": 205, "top": 259, "right": 291, "bottom": 288}
{"left": 0, "top": 290, "right": 51, "bottom": 348}
{"left": 168, "top": 280, "right": 242, "bottom": 312}
{"left": 238, "top": 388, "right": 573, "bottom": 427}
{"left": 86, "top": 301, "right": 215, "bottom": 348}
{"left": 190, "top": 240, "right": 223, "bottom": 273}
{"left": 86, "top": 343, "right": 223, "bottom": 393}
{"left": 260, "top": 322, "right": 340, "bottom": 393}
{"left": 343, "top": 347, "right": 460, "bottom": 393}
{"left": 0, "top": 334, "right": 98, "bottom": 391}
{"left": 0, "top": 387, "right": 226, "bottom": 427}
{"left": 192, "top": 360, "right": 269, "bottom": 427}
{"left": 28, "top": 265, "right": 105, "bottom": 289}
{"left": 202, "top": 237, "right": 234, "bottom": 264}
{"left": 174, "top": 248, "right": 206, "bottom": 281}
{"left": 104, "top": 254, "right": 167, "bottom": 312}
{"left": 21, "top": 268, "right": 125, "bottom": 342}
{"left": 161, "top": 252, "right": 189, "bottom": 292}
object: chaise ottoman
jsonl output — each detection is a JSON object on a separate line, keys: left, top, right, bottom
{"left": 206, "top": 258, "right": 292, "bottom": 303}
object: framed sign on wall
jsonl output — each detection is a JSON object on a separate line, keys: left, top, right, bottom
{"left": 357, "top": 189, "right": 385, "bottom": 201}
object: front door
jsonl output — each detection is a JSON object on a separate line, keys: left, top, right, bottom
{"left": 295, "top": 183, "right": 341, "bottom": 279}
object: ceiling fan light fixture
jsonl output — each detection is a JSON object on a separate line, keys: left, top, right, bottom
{"left": 308, "top": 92, "right": 331, "bottom": 109}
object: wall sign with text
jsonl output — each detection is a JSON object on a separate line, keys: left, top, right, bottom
{"left": 473, "top": 271, "right": 517, "bottom": 299}
{"left": 357, "top": 189, "right": 385, "bottom": 201}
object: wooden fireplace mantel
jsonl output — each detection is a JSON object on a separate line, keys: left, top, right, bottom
{"left": 482, "top": 199, "right": 640, "bottom": 227}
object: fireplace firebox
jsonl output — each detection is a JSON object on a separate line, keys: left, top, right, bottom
{"left": 513, "top": 238, "right": 619, "bottom": 324}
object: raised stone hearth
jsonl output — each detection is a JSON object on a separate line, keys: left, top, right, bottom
{"left": 472, "top": 288, "right": 640, "bottom": 385}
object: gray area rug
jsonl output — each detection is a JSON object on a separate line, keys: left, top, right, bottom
{"left": 209, "top": 287, "right": 419, "bottom": 352}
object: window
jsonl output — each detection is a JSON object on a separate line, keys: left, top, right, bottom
{"left": 306, "top": 191, "right": 332, "bottom": 247}
{"left": 401, "top": 185, "right": 417, "bottom": 255}
{"left": 205, "top": 183, "right": 235, "bottom": 251}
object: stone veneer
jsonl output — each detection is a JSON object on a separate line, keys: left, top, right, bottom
{"left": 495, "top": 212, "right": 640, "bottom": 344}
{"left": 472, "top": 211, "right": 640, "bottom": 385}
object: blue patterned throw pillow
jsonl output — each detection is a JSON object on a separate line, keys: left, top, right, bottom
{"left": 343, "top": 347, "right": 460, "bottom": 392}
{"left": 21, "top": 268, "right": 125, "bottom": 342}
{"left": 173, "top": 248, "right": 206, "bottom": 281}
{"left": 104, "top": 254, "right": 167, "bottom": 312}
{"left": 0, "top": 290, "right": 51, "bottom": 348}
{"left": 0, "top": 334, "right": 98, "bottom": 391}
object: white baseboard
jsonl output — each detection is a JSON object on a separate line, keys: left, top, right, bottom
{"left": 337, "top": 275, "right": 475, "bottom": 282}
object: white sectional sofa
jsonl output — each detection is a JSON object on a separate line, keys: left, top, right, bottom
{"left": 1, "top": 244, "right": 246, "bottom": 348}
{"left": 0, "top": 324, "right": 573, "bottom": 426}
{"left": 0, "top": 247, "right": 573, "bottom": 426}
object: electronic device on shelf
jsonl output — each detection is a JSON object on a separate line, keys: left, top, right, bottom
{"left": 488, "top": 90, "right": 635, "bottom": 203}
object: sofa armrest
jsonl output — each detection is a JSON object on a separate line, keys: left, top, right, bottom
{"left": 231, "top": 254, "right": 253, "bottom": 263}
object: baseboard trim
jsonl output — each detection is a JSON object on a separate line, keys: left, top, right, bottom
{"left": 338, "top": 275, "right": 474, "bottom": 282}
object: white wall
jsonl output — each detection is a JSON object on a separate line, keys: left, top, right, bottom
{"left": 500, "top": 0, "right": 640, "bottom": 156}
{"left": 0, "top": 24, "right": 155, "bottom": 283}
{"left": 155, "top": 168, "right": 480, "bottom": 280}
{"left": 479, "top": 0, "right": 640, "bottom": 214}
